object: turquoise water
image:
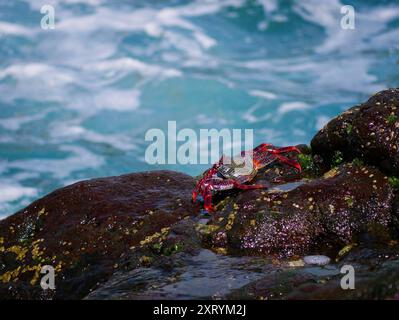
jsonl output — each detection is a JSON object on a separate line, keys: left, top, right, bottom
{"left": 0, "top": 0, "right": 398, "bottom": 218}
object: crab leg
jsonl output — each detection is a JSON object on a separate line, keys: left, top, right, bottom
{"left": 192, "top": 164, "right": 219, "bottom": 203}
{"left": 203, "top": 184, "right": 214, "bottom": 212}
{"left": 232, "top": 181, "right": 268, "bottom": 190}
{"left": 270, "top": 146, "right": 301, "bottom": 154}
{"left": 202, "top": 180, "right": 268, "bottom": 212}
{"left": 259, "top": 146, "right": 302, "bottom": 171}
{"left": 273, "top": 153, "right": 302, "bottom": 171}
{"left": 255, "top": 144, "right": 300, "bottom": 155}
{"left": 254, "top": 143, "right": 273, "bottom": 151}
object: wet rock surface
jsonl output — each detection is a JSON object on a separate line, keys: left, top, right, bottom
{"left": 204, "top": 163, "right": 395, "bottom": 258}
{"left": 0, "top": 170, "right": 198, "bottom": 299}
{"left": 1, "top": 88, "right": 399, "bottom": 300}
{"left": 227, "top": 244, "right": 399, "bottom": 300}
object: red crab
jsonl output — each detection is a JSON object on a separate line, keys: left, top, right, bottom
{"left": 192, "top": 143, "right": 301, "bottom": 212}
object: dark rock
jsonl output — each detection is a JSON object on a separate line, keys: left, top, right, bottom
{"left": 227, "top": 244, "right": 399, "bottom": 300}
{"left": 311, "top": 88, "right": 399, "bottom": 175}
{"left": 0, "top": 170, "right": 199, "bottom": 299}
{"left": 391, "top": 194, "right": 399, "bottom": 236}
{"left": 203, "top": 163, "right": 395, "bottom": 258}
{"left": 2, "top": 90, "right": 399, "bottom": 300}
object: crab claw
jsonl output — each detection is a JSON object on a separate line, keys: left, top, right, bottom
{"left": 267, "top": 145, "right": 302, "bottom": 172}
{"left": 232, "top": 180, "right": 269, "bottom": 191}
{"left": 274, "top": 154, "right": 302, "bottom": 172}
{"left": 192, "top": 191, "right": 198, "bottom": 203}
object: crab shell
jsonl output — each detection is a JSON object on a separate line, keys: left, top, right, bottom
{"left": 217, "top": 162, "right": 257, "bottom": 184}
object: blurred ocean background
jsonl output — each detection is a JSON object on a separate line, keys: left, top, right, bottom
{"left": 0, "top": 0, "right": 398, "bottom": 218}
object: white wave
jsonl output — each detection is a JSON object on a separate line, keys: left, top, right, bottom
{"left": 293, "top": 0, "right": 399, "bottom": 54}
{"left": 62, "top": 0, "right": 103, "bottom": 5}
{"left": 242, "top": 102, "right": 273, "bottom": 124}
{"left": 88, "top": 58, "right": 182, "bottom": 79}
{"left": 8, "top": 145, "right": 104, "bottom": 179}
{"left": 249, "top": 89, "right": 277, "bottom": 100}
{"left": 57, "top": 7, "right": 155, "bottom": 34}
{"left": 0, "top": 115, "right": 39, "bottom": 131}
{"left": 0, "top": 22, "right": 31, "bottom": 36}
{"left": 370, "top": 28, "right": 399, "bottom": 49}
{"left": 55, "top": 0, "right": 241, "bottom": 36}
{"left": 0, "top": 109, "right": 52, "bottom": 131}
{"left": 163, "top": 30, "right": 206, "bottom": 59}
{"left": 162, "top": 0, "right": 245, "bottom": 18}
{"left": 0, "top": 63, "right": 74, "bottom": 85}
{"left": 27, "top": 0, "right": 104, "bottom": 10}
{"left": 278, "top": 102, "right": 310, "bottom": 115}
{"left": 258, "top": 0, "right": 278, "bottom": 13}
{"left": 316, "top": 58, "right": 383, "bottom": 93}
{"left": 53, "top": 0, "right": 233, "bottom": 67}
{"left": 50, "top": 123, "right": 137, "bottom": 151}
{"left": 293, "top": 0, "right": 348, "bottom": 54}
{"left": 239, "top": 56, "right": 383, "bottom": 95}
{"left": 0, "top": 169, "right": 40, "bottom": 217}
{"left": 22, "top": 0, "right": 219, "bottom": 77}
{"left": 0, "top": 63, "right": 76, "bottom": 104}
{"left": 93, "top": 89, "right": 141, "bottom": 111}
{"left": 193, "top": 32, "right": 217, "bottom": 49}
{"left": 0, "top": 183, "right": 37, "bottom": 204}
{"left": 0, "top": 180, "right": 37, "bottom": 217}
